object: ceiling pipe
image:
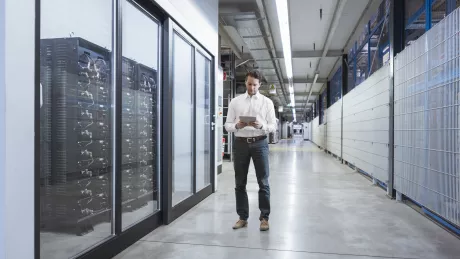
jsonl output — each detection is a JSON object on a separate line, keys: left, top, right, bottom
{"left": 235, "top": 59, "right": 253, "bottom": 68}
{"left": 218, "top": 23, "right": 243, "bottom": 59}
{"left": 304, "top": 0, "right": 348, "bottom": 111}
{"left": 255, "top": 0, "right": 289, "bottom": 105}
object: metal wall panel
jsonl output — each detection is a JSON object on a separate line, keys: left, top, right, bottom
{"left": 312, "top": 117, "right": 326, "bottom": 148}
{"left": 326, "top": 100, "right": 342, "bottom": 157}
{"left": 394, "top": 7, "right": 460, "bottom": 227}
{"left": 343, "top": 64, "right": 391, "bottom": 183}
{"left": 303, "top": 122, "right": 312, "bottom": 140}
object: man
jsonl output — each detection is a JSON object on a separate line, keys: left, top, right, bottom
{"left": 224, "top": 70, "right": 277, "bottom": 231}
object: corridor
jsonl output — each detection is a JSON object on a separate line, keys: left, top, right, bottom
{"left": 115, "top": 139, "right": 460, "bottom": 259}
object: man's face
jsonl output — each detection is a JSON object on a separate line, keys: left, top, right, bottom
{"left": 245, "top": 76, "right": 260, "bottom": 95}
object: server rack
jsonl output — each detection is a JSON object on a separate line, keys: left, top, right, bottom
{"left": 40, "top": 37, "right": 113, "bottom": 235}
{"left": 121, "top": 58, "right": 158, "bottom": 213}
{"left": 40, "top": 37, "right": 159, "bottom": 236}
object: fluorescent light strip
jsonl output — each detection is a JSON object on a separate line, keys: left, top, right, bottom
{"left": 276, "top": 0, "right": 294, "bottom": 120}
{"left": 276, "top": 0, "right": 293, "bottom": 79}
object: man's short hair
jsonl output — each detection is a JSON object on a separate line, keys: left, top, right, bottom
{"left": 245, "top": 70, "right": 262, "bottom": 81}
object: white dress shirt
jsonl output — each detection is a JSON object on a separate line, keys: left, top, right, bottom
{"left": 225, "top": 91, "right": 277, "bottom": 137}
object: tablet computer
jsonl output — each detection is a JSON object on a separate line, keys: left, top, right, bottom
{"left": 239, "top": 116, "right": 257, "bottom": 123}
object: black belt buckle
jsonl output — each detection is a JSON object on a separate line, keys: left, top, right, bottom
{"left": 246, "top": 137, "right": 256, "bottom": 144}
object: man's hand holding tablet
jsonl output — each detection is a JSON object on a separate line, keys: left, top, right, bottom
{"left": 236, "top": 116, "right": 263, "bottom": 129}
{"left": 239, "top": 116, "right": 257, "bottom": 123}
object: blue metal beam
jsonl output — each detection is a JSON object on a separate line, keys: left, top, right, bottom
{"left": 406, "top": 3, "right": 426, "bottom": 28}
{"left": 425, "top": 0, "right": 432, "bottom": 30}
{"left": 406, "top": 0, "right": 437, "bottom": 29}
{"left": 354, "top": 16, "right": 387, "bottom": 59}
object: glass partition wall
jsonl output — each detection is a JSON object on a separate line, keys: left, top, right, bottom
{"left": 39, "top": 1, "right": 115, "bottom": 258}
{"left": 38, "top": 1, "right": 214, "bottom": 258}
{"left": 195, "top": 51, "right": 212, "bottom": 192}
{"left": 121, "top": 0, "right": 161, "bottom": 230}
{"left": 171, "top": 32, "right": 194, "bottom": 205}
{"left": 163, "top": 19, "right": 215, "bottom": 224}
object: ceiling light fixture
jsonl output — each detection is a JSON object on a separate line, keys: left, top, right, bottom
{"left": 275, "top": 0, "right": 294, "bottom": 116}
{"left": 275, "top": 0, "right": 293, "bottom": 80}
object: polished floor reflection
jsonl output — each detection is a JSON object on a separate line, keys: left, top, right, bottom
{"left": 114, "top": 138, "right": 460, "bottom": 259}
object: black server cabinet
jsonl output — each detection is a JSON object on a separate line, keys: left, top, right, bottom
{"left": 135, "top": 63, "right": 158, "bottom": 203}
{"left": 40, "top": 37, "right": 159, "bottom": 236}
{"left": 121, "top": 58, "right": 158, "bottom": 213}
{"left": 121, "top": 57, "right": 138, "bottom": 212}
{"left": 40, "top": 37, "right": 112, "bottom": 235}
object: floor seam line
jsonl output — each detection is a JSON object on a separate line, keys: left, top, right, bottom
{"left": 139, "top": 239, "right": 419, "bottom": 259}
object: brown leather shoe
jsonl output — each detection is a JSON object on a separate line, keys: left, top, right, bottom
{"left": 260, "top": 219, "right": 269, "bottom": 231}
{"left": 232, "top": 219, "right": 248, "bottom": 229}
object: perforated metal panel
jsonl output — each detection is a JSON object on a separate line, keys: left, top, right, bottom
{"left": 343, "top": 64, "right": 391, "bottom": 183}
{"left": 394, "top": 7, "right": 460, "bottom": 227}
{"left": 326, "top": 100, "right": 342, "bottom": 157}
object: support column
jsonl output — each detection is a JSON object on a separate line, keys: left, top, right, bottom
{"left": 367, "top": 21, "right": 372, "bottom": 76}
{"left": 425, "top": 0, "right": 432, "bottom": 31}
{"left": 388, "top": 0, "right": 405, "bottom": 199}
{"left": 341, "top": 54, "right": 348, "bottom": 163}
{"left": 446, "top": 0, "right": 456, "bottom": 15}
{"left": 353, "top": 42, "right": 357, "bottom": 88}
{"left": 341, "top": 54, "right": 348, "bottom": 97}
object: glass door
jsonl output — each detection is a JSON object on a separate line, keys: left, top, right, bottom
{"left": 195, "top": 50, "right": 212, "bottom": 192}
{"left": 171, "top": 30, "right": 194, "bottom": 206}
{"left": 163, "top": 19, "right": 215, "bottom": 223}
{"left": 39, "top": 1, "right": 114, "bottom": 258}
{"left": 38, "top": 1, "right": 163, "bottom": 258}
{"left": 120, "top": 0, "right": 161, "bottom": 230}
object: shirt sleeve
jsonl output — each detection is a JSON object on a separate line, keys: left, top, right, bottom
{"left": 262, "top": 99, "right": 277, "bottom": 133}
{"left": 224, "top": 99, "right": 238, "bottom": 132}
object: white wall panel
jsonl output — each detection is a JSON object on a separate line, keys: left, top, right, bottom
{"left": 0, "top": 0, "right": 35, "bottom": 258}
{"left": 311, "top": 117, "right": 326, "bottom": 148}
{"left": 154, "top": 0, "right": 218, "bottom": 57}
{"left": 303, "top": 122, "right": 312, "bottom": 140}
{"left": 326, "top": 100, "right": 342, "bottom": 157}
{"left": 394, "top": 8, "right": 460, "bottom": 227}
{"left": 343, "top": 64, "right": 391, "bottom": 183}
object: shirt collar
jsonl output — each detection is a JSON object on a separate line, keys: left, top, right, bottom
{"left": 245, "top": 91, "right": 260, "bottom": 99}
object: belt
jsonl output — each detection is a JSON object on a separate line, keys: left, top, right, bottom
{"left": 236, "top": 135, "right": 267, "bottom": 144}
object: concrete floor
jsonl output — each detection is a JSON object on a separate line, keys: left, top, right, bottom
{"left": 114, "top": 138, "right": 460, "bottom": 259}
{"left": 41, "top": 201, "right": 158, "bottom": 259}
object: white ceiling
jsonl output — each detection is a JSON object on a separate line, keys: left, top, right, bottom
{"left": 264, "top": 0, "right": 372, "bottom": 91}
{"left": 292, "top": 58, "right": 318, "bottom": 78}
{"left": 219, "top": 0, "right": 379, "bottom": 119}
{"left": 289, "top": 0, "right": 337, "bottom": 51}
{"left": 329, "top": 0, "right": 370, "bottom": 50}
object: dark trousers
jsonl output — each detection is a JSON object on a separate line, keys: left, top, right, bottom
{"left": 234, "top": 138, "right": 270, "bottom": 221}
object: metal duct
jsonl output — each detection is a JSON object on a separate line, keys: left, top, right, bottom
{"left": 220, "top": 8, "right": 288, "bottom": 106}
